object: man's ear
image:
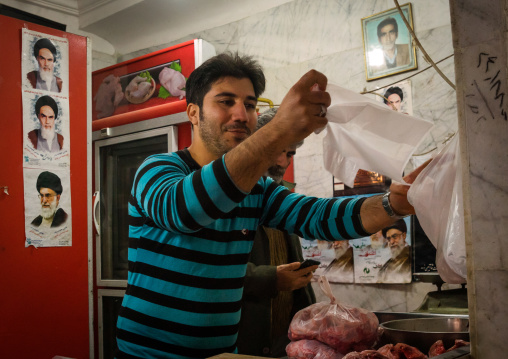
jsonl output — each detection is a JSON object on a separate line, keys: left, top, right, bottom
{"left": 187, "top": 103, "right": 199, "bottom": 127}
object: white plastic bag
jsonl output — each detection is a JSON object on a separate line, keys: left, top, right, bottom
{"left": 407, "top": 135, "right": 467, "bottom": 283}
{"left": 322, "top": 84, "right": 434, "bottom": 187}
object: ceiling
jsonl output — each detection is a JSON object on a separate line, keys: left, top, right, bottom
{"left": 23, "top": 0, "right": 294, "bottom": 55}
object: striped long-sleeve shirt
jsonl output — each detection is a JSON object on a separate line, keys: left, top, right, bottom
{"left": 116, "top": 149, "right": 369, "bottom": 359}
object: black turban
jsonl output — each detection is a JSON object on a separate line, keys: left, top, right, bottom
{"left": 33, "top": 38, "right": 57, "bottom": 59}
{"left": 35, "top": 95, "right": 58, "bottom": 119}
{"left": 382, "top": 219, "right": 407, "bottom": 238}
{"left": 36, "top": 171, "right": 62, "bottom": 195}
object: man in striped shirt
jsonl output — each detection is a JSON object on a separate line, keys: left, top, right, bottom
{"left": 116, "top": 53, "right": 424, "bottom": 359}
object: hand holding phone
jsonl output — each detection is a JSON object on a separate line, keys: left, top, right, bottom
{"left": 297, "top": 259, "right": 321, "bottom": 270}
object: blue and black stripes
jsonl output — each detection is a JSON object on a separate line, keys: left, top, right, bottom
{"left": 117, "top": 149, "right": 367, "bottom": 359}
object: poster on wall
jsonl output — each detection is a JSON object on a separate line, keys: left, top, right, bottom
{"left": 21, "top": 29, "right": 69, "bottom": 96}
{"left": 301, "top": 195, "right": 412, "bottom": 284}
{"left": 21, "top": 29, "right": 72, "bottom": 248}
{"left": 22, "top": 92, "right": 70, "bottom": 167}
{"left": 374, "top": 79, "right": 413, "bottom": 115}
{"left": 24, "top": 168, "right": 72, "bottom": 247}
{"left": 352, "top": 216, "right": 412, "bottom": 284}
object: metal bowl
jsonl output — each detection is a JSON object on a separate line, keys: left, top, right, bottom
{"left": 379, "top": 317, "right": 469, "bottom": 354}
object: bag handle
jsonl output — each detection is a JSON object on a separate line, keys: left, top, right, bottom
{"left": 318, "top": 275, "right": 336, "bottom": 304}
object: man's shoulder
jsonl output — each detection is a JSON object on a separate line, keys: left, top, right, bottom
{"left": 31, "top": 215, "right": 42, "bottom": 226}
{"left": 27, "top": 129, "right": 38, "bottom": 147}
{"left": 396, "top": 44, "right": 410, "bottom": 55}
{"left": 50, "top": 208, "right": 68, "bottom": 227}
{"left": 55, "top": 75, "right": 63, "bottom": 92}
{"left": 135, "top": 151, "right": 191, "bottom": 178}
{"left": 57, "top": 133, "right": 64, "bottom": 149}
{"left": 27, "top": 71, "right": 37, "bottom": 87}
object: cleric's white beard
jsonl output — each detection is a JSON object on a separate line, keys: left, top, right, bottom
{"left": 41, "top": 200, "right": 58, "bottom": 220}
{"left": 334, "top": 247, "right": 348, "bottom": 259}
{"left": 40, "top": 126, "right": 56, "bottom": 150}
{"left": 39, "top": 66, "right": 54, "bottom": 84}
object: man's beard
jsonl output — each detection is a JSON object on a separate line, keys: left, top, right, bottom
{"left": 390, "top": 243, "right": 405, "bottom": 258}
{"left": 266, "top": 165, "right": 285, "bottom": 183}
{"left": 198, "top": 109, "right": 252, "bottom": 157}
{"left": 41, "top": 200, "right": 58, "bottom": 220}
{"left": 41, "top": 126, "right": 56, "bottom": 149}
{"left": 334, "top": 246, "right": 348, "bottom": 259}
{"left": 39, "top": 66, "right": 54, "bottom": 85}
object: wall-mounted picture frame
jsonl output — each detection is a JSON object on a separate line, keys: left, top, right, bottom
{"left": 361, "top": 3, "right": 417, "bottom": 81}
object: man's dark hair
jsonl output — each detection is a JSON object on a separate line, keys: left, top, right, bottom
{"left": 36, "top": 171, "right": 63, "bottom": 195}
{"left": 377, "top": 17, "right": 399, "bottom": 38}
{"left": 33, "top": 38, "right": 58, "bottom": 60}
{"left": 186, "top": 52, "right": 265, "bottom": 109}
{"left": 35, "top": 95, "right": 59, "bottom": 119}
{"left": 382, "top": 219, "right": 407, "bottom": 238}
{"left": 257, "top": 107, "right": 304, "bottom": 148}
{"left": 383, "top": 86, "right": 404, "bottom": 104}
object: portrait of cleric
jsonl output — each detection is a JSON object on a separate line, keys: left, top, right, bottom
{"left": 323, "top": 240, "right": 354, "bottom": 283}
{"left": 26, "top": 38, "right": 63, "bottom": 93}
{"left": 27, "top": 95, "right": 64, "bottom": 153}
{"left": 31, "top": 171, "right": 68, "bottom": 229}
{"left": 377, "top": 219, "right": 412, "bottom": 283}
{"left": 383, "top": 86, "right": 404, "bottom": 112}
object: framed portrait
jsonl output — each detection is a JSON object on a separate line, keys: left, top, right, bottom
{"left": 361, "top": 3, "right": 417, "bottom": 81}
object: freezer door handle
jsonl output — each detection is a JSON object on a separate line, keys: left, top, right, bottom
{"left": 93, "top": 191, "right": 100, "bottom": 236}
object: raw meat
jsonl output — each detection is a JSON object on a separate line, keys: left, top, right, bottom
{"left": 286, "top": 339, "right": 344, "bottom": 359}
{"left": 341, "top": 343, "right": 426, "bottom": 359}
{"left": 126, "top": 75, "right": 153, "bottom": 100}
{"left": 428, "top": 339, "right": 470, "bottom": 357}
{"left": 343, "top": 350, "right": 390, "bottom": 359}
{"left": 288, "top": 301, "right": 379, "bottom": 354}
{"left": 446, "top": 339, "right": 469, "bottom": 352}
{"left": 393, "top": 343, "right": 427, "bottom": 359}
{"left": 428, "top": 340, "right": 446, "bottom": 357}
{"left": 94, "top": 74, "right": 124, "bottom": 119}
{"left": 159, "top": 67, "right": 186, "bottom": 99}
{"left": 377, "top": 344, "right": 401, "bottom": 359}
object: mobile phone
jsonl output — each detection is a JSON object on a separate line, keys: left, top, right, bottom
{"left": 297, "top": 259, "right": 321, "bottom": 270}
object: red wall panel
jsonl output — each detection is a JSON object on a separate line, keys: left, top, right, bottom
{"left": 0, "top": 15, "right": 89, "bottom": 358}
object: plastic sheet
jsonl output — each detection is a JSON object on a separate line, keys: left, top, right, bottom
{"left": 322, "top": 84, "right": 434, "bottom": 187}
{"left": 407, "top": 135, "right": 467, "bottom": 283}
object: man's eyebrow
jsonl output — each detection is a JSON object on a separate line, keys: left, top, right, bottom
{"left": 214, "top": 92, "right": 257, "bottom": 102}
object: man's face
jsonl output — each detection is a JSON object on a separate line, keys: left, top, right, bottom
{"left": 386, "top": 93, "right": 402, "bottom": 111}
{"left": 370, "top": 231, "right": 387, "bottom": 250}
{"left": 266, "top": 145, "right": 297, "bottom": 183}
{"left": 39, "top": 187, "right": 60, "bottom": 220}
{"left": 386, "top": 228, "right": 406, "bottom": 258}
{"left": 332, "top": 240, "right": 350, "bottom": 259}
{"left": 378, "top": 24, "right": 398, "bottom": 52}
{"left": 197, "top": 77, "right": 258, "bottom": 158}
{"left": 38, "top": 105, "right": 56, "bottom": 134}
{"left": 37, "top": 48, "right": 55, "bottom": 75}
